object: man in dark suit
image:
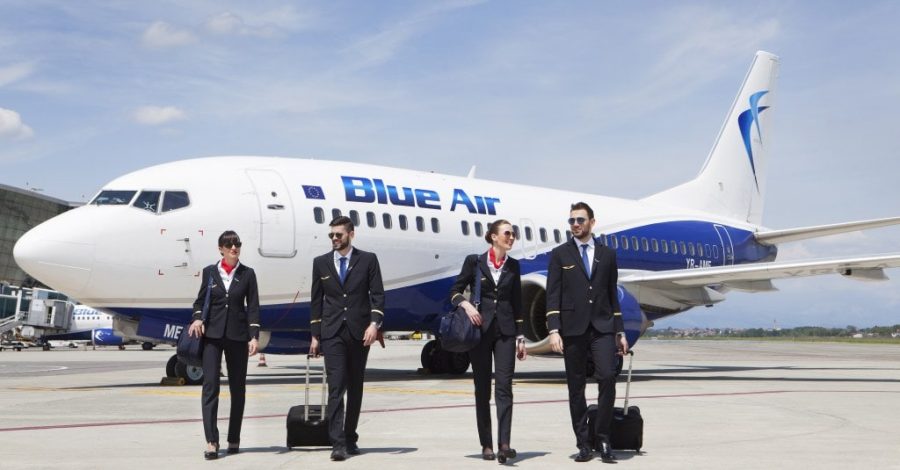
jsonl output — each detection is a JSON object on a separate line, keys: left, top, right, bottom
{"left": 309, "top": 216, "right": 385, "bottom": 461}
{"left": 546, "top": 202, "right": 628, "bottom": 463}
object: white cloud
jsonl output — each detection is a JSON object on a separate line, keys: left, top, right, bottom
{"left": 141, "top": 21, "right": 195, "bottom": 48}
{"left": 132, "top": 106, "right": 186, "bottom": 126}
{"left": 0, "top": 62, "right": 35, "bottom": 87}
{"left": 0, "top": 107, "right": 34, "bottom": 140}
{"left": 205, "top": 7, "right": 316, "bottom": 37}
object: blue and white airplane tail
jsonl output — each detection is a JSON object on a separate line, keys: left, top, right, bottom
{"left": 644, "top": 51, "right": 779, "bottom": 226}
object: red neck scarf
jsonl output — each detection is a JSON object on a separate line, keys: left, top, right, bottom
{"left": 221, "top": 259, "right": 235, "bottom": 275}
{"left": 489, "top": 248, "right": 506, "bottom": 269}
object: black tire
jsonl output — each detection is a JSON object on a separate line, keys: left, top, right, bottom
{"left": 42, "top": 343, "right": 51, "bottom": 351}
{"left": 445, "top": 351, "right": 470, "bottom": 375}
{"left": 165, "top": 354, "right": 178, "bottom": 378}
{"left": 174, "top": 360, "right": 204, "bottom": 385}
{"left": 141, "top": 342, "right": 154, "bottom": 351}
{"left": 421, "top": 340, "right": 442, "bottom": 373}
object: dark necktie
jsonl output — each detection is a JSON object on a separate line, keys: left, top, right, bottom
{"left": 581, "top": 244, "right": 591, "bottom": 276}
{"left": 339, "top": 257, "right": 348, "bottom": 284}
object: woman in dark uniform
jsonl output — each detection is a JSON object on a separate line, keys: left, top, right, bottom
{"left": 187, "top": 230, "right": 260, "bottom": 460}
{"left": 449, "top": 219, "right": 527, "bottom": 463}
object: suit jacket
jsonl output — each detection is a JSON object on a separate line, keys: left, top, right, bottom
{"left": 192, "top": 262, "right": 260, "bottom": 341}
{"left": 545, "top": 238, "right": 623, "bottom": 336}
{"left": 310, "top": 248, "right": 385, "bottom": 341}
{"left": 449, "top": 253, "right": 524, "bottom": 337}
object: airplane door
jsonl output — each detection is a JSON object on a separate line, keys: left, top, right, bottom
{"left": 518, "top": 219, "right": 538, "bottom": 260}
{"left": 713, "top": 224, "right": 734, "bottom": 266}
{"left": 246, "top": 169, "right": 297, "bottom": 258}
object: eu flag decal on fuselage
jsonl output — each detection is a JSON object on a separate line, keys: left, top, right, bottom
{"left": 303, "top": 185, "right": 325, "bottom": 199}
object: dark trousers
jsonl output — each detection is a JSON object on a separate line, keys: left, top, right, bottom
{"left": 562, "top": 329, "right": 617, "bottom": 449}
{"left": 201, "top": 337, "right": 249, "bottom": 445}
{"left": 468, "top": 319, "right": 516, "bottom": 449}
{"left": 322, "top": 324, "right": 370, "bottom": 448}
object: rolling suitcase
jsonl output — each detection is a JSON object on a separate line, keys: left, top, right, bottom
{"left": 286, "top": 355, "right": 331, "bottom": 448}
{"left": 588, "top": 350, "right": 644, "bottom": 451}
{"left": 611, "top": 350, "right": 643, "bottom": 451}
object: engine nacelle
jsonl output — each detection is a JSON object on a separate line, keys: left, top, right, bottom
{"left": 91, "top": 328, "right": 125, "bottom": 346}
{"left": 520, "top": 273, "right": 649, "bottom": 353}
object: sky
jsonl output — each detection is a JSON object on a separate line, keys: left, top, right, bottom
{"left": 1, "top": 1, "right": 899, "bottom": 328}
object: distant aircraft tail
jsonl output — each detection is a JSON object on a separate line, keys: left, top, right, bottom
{"left": 643, "top": 51, "right": 780, "bottom": 226}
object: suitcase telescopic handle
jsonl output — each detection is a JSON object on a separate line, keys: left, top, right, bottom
{"left": 303, "top": 354, "right": 327, "bottom": 421}
{"left": 623, "top": 350, "right": 634, "bottom": 415}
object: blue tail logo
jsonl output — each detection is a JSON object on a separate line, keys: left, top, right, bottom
{"left": 737, "top": 90, "right": 769, "bottom": 191}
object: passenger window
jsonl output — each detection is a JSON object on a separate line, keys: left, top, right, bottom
{"left": 621, "top": 236, "right": 629, "bottom": 250}
{"left": 698, "top": 243, "right": 704, "bottom": 257}
{"left": 513, "top": 225, "right": 521, "bottom": 240}
{"left": 91, "top": 190, "right": 137, "bottom": 205}
{"left": 689, "top": 243, "right": 696, "bottom": 256}
{"left": 671, "top": 241, "right": 678, "bottom": 254}
{"left": 704, "top": 244, "right": 710, "bottom": 257}
{"left": 651, "top": 239, "right": 659, "bottom": 253}
{"left": 679, "top": 241, "right": 687, "bottom": 255}
{"left": 416, "top": 216, "right": 425, "bottom": 232}
{"left": 161, "top": 191, "right": 190, "bottom": 212}
{"left": 313, "top": 207, "right": 325, "bottom": 224}
{"left": 349, "top": 210, "right": 360, "bottom": 227}
{"left": 641, "top": 237, "right": 649, "bottom": 252}
{"left": 610, "top": 236, "right": 618, "bottom": 250}
{"left": 431, "top": 218, "right": 440, "bottom": 233}
{"left": 661, "top": 239, "right": 668, "bottom": 253}
{"left": 539, "top": 228, "right": 547, "bottom": 243}
{"left": 132, "top": 191, "right": 161, "bottom": 213}
{"left": 475, "top": 222, "right": 484, "bottom": 237}
{"left": 366, "top": 211, "right": 376, "bottom": 228}
{"left": 599, "top": 233, "right": 607, "bottom": 246}
{"left": 631, "top": 236, "right": 639, "bottom": 251}
{"left": 332, "top": 208, "right": 342, "bottom": 220}
{"left": 554, "top": 229, "right": 562, "bottom": 243}
{"left": 461, "top": 221, "right": 470, "bottom": 236}
{"left": 383, "top": 213, "right": 392, "bottom": 229}
{"left": 524, "top": 226, "right": 533, "bottom": 241}
{"left": 713, "top": 245, "right": 719, "bottom": 259}
{"left": 399, "top": 214, "right": 408, "bottom": 231}
{"left": 566, "top": 230, "right": 572, "bottom": 240}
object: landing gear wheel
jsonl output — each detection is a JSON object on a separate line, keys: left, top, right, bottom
{"left": 444, "top": 351, "right": 470, "bottom": 375}
{"left": 142, "top": 342, "right": 154, "bottom": 351}
{"left": 421, "top": 339, "right": 442, "bottom": 373}
{"left": 166, "top": 354, "right": 178, "bottom": 378}
{"left": 174, "top": 360, "right": 204, "bottom": 385}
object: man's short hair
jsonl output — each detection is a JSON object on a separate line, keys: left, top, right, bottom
{"left": 329, "top": 216, "right": 354, "bottom": 232}
{"left": 570, "top": 201, "right": 594, "bottom": 220}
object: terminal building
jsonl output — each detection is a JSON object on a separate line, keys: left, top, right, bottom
{"left": 0, "top": 183, "right": 78, "bottom": 287}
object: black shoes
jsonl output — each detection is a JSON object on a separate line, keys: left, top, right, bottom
{"left": 482, "top": 447, "right": 496, "bottom": 460}
{"left": 331, "top": 447, "right": 348, "bottom": 461}
{"left": 598, "top": 440, "right": 617, "bottom": 463}
{"left": 497, "top": 447, "right": 517, "bottom": 464}
{"left": 226, "top": 441, "right": 240, "bottom": 454}
{"left": 574, "top": 446, "right": 593, "bottom": 462}
{"left": 347, "top": 442, "right": 361, "bottom": 455}
{"left": 204, "top": 443, "right": 219, "bottom": 460}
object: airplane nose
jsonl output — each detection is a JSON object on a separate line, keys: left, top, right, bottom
{"left": 13, "top": 212, "right": 95, "bottom": 295}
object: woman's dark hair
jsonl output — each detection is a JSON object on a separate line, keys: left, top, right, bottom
{"left": 485, "top": 219, "right": 512, "bottom": 244}
{"left": 218, "top": 230, "right": 241, "bottom": 247}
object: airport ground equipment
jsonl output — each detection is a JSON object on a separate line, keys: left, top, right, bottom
{"left": 286, "top": 355, "right": 330, "bottom": 448}
{"left": 588, "top": 351, "right": 643, "bottom": 451}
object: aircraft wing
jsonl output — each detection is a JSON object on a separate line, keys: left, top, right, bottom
{"left": 619, "top": 253, "right": 900, "bottom": 290}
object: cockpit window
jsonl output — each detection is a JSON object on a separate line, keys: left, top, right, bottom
{"left": 161, "top": 191, "right": 190, "bottom": 212}
{"left": 91, "top": 190, "right": 137, "bottom": 205}
{"left": 132, "top": 191, "right": 161, "bottom": 213}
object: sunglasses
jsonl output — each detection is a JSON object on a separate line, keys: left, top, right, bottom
{"left": 223, "top": 241, "right": 242, "bottom": 249}
{"left": 500, "top": 230, "right": 516, "bottom": 239}
{"left": 567, "top": 217, "right": 588, "bottom": 226}
{"left": 327, "top": 232, "right": 346, "bottom": 239}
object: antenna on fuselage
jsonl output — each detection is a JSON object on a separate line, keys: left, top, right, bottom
{"left": 466, "top": 165, "right": 477, "bottom": 178}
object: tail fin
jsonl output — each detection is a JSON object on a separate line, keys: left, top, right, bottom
{"left": 643, "top": 51, "right": 779, "bottom": 226}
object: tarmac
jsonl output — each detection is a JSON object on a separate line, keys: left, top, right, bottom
{"left": 1, "top": 339, "right": 899, "bottom": 469}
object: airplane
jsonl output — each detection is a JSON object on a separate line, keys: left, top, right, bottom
{"left": 12, "top": 51, "right": 900, "bottom": 385}
{"left": 41, "top": 304, "right": 159, "bottom": 350}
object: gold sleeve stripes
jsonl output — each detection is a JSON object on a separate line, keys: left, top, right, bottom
{"left": 545, "top": 310, "right": 560, "bottom": 316}
{"left": 310, "top": 319, "right": 322, "bottom": 324}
